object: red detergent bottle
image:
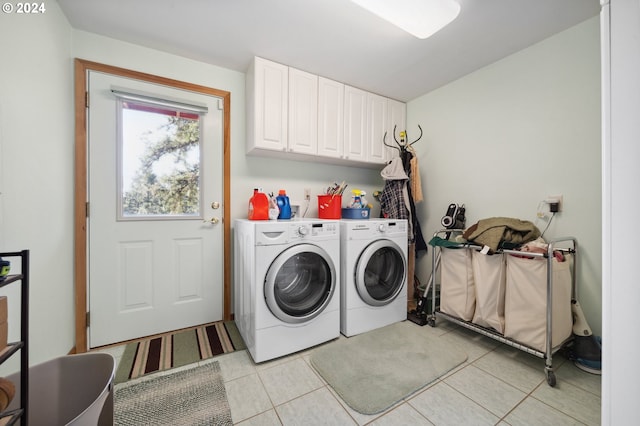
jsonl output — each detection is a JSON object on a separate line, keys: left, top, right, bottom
{"left": 248, "top": 188, "right": 269, "bottom": 220}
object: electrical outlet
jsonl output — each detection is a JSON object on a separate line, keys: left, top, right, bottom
{"left": 304, "top": 188, "right": 311, "bottom": 201}
{"left": 546, "top": 194, "right": 563, "bottom": 212}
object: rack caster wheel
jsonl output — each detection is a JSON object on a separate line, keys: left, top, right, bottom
{"left": 545, "top": 369, "right": 556, "bottom": 387}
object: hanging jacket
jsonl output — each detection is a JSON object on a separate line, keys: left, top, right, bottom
{"left": 380, "top": 157, "right": 413, "bottom": 238}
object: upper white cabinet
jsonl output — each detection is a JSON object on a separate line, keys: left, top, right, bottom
{"left": 344, "top": 88, "right": 401, "bottom": 165}
{"left": 343, "top": 85, "right": 368, "bottom": 162}
{"left": 288, "top": 68, "right": 318, "bottom": 155}
{"left": 317, "top": 77, "right": 344, "bottom": 159}
{"left": 246, "top": 57, "right": 289, "bottom": 152}
{"left": 366, "top": 92, "right": 389, "bottom": 164}
{"left": 246, "top": 56, "right": 405, "bottom": 168}
{"left": 344, "top": 86, "right": 389, "bottom": 164}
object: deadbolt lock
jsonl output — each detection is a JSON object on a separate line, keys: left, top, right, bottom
{"left": 211, "top": 202, "right": 220, "bottom": 209}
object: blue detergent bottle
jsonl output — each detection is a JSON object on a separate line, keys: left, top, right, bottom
{"left": 276, "top": 189, "right": 292, "bottom": 219}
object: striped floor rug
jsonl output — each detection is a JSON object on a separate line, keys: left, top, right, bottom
{"left": 114, "top": 320, "right": 245, "bottom": 384}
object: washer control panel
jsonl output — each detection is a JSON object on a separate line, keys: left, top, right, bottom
{"left": 291, "top": 221, "right": 338, "bottom": 239}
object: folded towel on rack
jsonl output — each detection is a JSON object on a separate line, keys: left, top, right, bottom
{"left": 428, "top": 236, "right": 476, "bottom": 249}
{"left": 463, "top": 217, "right": 541, "bottom": 252}
{"left": 428, "top": 236, "right": 460, "bottom": 248}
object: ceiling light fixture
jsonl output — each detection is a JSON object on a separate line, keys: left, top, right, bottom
{"left": 350, "top": 0, "right": 461, "bottom": 39}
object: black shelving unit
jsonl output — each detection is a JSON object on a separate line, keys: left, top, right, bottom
{"left": 0, "top": 250, "right": 29, "bottom": 426}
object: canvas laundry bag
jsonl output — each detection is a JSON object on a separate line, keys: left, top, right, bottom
{"left": 471, "top": 251, "right": 506, "bottom": 333}
{"left": 504, "top": 254, "right": 573, "bottom": 352}
{"left": 439, "top": 248, "right": 475, "bottom": 321}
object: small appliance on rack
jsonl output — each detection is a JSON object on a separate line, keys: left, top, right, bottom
{"left": 234, "top": 219, "right": 340, "bottom": 362}
{"left": 340, "top": 219, "right": 408, "bottom": 337}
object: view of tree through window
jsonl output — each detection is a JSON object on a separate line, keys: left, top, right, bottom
{"left": 120, "top": 100, "right": 202, "bottom": 217}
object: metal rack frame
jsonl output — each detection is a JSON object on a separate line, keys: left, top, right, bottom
{"left": 426, "top": 231, "right": 577, "bottom": 387}
{"left": 0, "top": 250, "right": 29, "bottom": 425}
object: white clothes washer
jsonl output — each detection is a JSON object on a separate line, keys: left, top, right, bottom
{"left": 234, "top": 219, "right": 340, "bottom": 363}
{"left": 340, "top": 219, "right": 408, "bottom": 337}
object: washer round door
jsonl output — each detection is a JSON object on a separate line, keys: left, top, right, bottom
{"left": 264, "top": 243, "right": 337, "bottom": 324}
{"left": 355, "top": 239, "right": 406, "bottom": 306}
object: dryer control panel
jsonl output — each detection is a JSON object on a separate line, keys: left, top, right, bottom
{"left": 344, "top": 219, "right": 407, "bottom": 239}
{"left": 374, "top": 220, "right": 407, "bottom": 236}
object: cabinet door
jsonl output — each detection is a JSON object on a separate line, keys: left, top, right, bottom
{"left": 248, "top": 57, "right": 288, "bottom": 152}
{"left": 344, "top": 85, "right": 368, "bottom": 162}
{"left": 288, "top": 68, "right": 318, "bottom": 155}
{"left": 317, "top": 77, "right": 344, "bottom": 159}
{"left": 367, "top": 93, "right": 388, "bottom": 164}
{"left": 386, "top": 99, "right": 406, "bottom": 162}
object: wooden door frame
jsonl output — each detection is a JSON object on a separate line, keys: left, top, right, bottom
{"left": 73, "top": 58, "right": 231, "bottom": 353}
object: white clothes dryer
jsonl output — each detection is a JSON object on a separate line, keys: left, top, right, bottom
{"left": 340, "top": 219, "right": 408, "bottom": 337}
{"left": 234, "top": 219, "right": 340, "bottom": 363}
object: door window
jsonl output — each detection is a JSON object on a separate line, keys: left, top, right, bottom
{"left": 273, "top": 252, "right": 332, "bottom": 316}
{"left": 117, "top": 98, "right": 204, "bottom": 220}
{"left": 265, "top": 244, "right": 336, "bottom": 323}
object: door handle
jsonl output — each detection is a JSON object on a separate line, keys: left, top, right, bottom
{"left": 203, "top": 217, "right": 220, "bottom": 224}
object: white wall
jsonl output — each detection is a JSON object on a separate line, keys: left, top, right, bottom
{"left": 407, "top": 17, "right": 602, "bottom": 334}
{"left": 0, "top": 4, "right": 75, "bottom": 368}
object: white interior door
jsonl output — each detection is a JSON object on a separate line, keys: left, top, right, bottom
{"left": 87, "top": 71, "right": 224, "bottom": 347}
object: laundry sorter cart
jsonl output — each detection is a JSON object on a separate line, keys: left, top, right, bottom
{"left": 426, "top": 230, "right": 578, "bottom": 387}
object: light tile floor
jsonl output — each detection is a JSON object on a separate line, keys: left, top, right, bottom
{"left": 98, "top": 319, "right": 601, "bottom": 425}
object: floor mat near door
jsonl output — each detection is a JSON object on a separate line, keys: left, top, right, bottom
{"left": 114, "top": 320, "right": 245, "bottom": 384}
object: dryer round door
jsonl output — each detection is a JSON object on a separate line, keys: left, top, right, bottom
{"left": 355, "top": 239, "right": 406, "bottom": 306}
{"left": 264, "top": 243, "right": 337, "bottom": 324}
